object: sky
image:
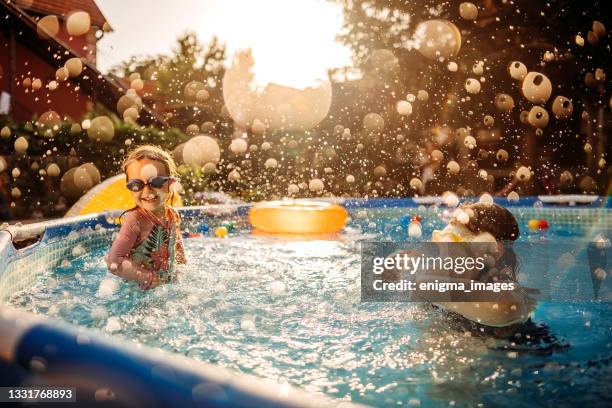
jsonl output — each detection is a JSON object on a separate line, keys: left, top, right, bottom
{"left": 95, "top": 0, "right": 353, "bottom": 88}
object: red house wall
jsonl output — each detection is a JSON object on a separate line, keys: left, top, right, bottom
{"left": 0, "top": 21, "right": 98, "bottom": 123}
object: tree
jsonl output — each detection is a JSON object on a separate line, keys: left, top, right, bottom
{"left": 331, "top": 0, "right": 610, "bottom": 195}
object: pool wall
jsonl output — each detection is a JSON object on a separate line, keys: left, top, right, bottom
{"left": 0, "top": 196, "right": 610, "bottom": 406}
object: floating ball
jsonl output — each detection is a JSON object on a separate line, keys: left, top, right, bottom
{"left": 37, "top": 110, "right": 62, "bottom": 135}
{"left": 31, "top": 78, "right": 42, "bottom": 91}
{"left": 472, "top": 61, "right": 484, "bottom": 75}
{"left": 443, "top": 192, "right": 459, "bottom": 207}
{"left": 48, "top": 80, "right": 58, "bottom": 91}
{"left": 396, "top": 100, "right": 413, "bottom": 116}
{"left": 264, "top": 158, "right": 278, "bottom": 169}
{"left": 287, "top": 184, "right": 299, "bottom": 194}
{"left": 459, "top": 2, "right": 478, "bottom": 20}
{"left": 46, "top": 163, "right": 61, "bottom": 177}
{"left": 55, "top": 67, "right": 69, "bottom": 81}
{"left": 515, "top": 166, "right": 531, "bottom": 182}
{"left": 309, "top": 178, "right": 324, "bottom": 192}
{"left": 431, "top": 149, "right": 443, "bottom": 161}
{"left": 494, "top": 93, "right": 515, "bottom": 111}
{"left": 186, "top": 124, "right": 200, "bottom": 135}
{"left": 346, "top": 174, "right": 355, "bottom": 183}
{"left": 64, "top": 57, "right": 83, "bottom": 77}
{"left": 37, "top": 15, "right": 60, "bottom": 39}
{"left": 593, "top": 21, "right": 606, "bottom": 38}
{"left": 507, "top": 191, "right": 520, "bottom": 202}
{"left": 465, "top": 78, "right": 481, "bottom": 94}
{"left": 73, "top": 165, "right": 94, "bottom": 191}
{"left": 527, "top": 106, "right": 549, "bottom": 128}
{"left": 116, "top": 94, "right": 140, "bottom": 116}
{"left": 483, "top": 115, "right": 494, "bottom": 127}
{"left": 14, "top": 136, "right": 29, "bottom": 153}
{"left": 130, "top": 78, "right": 144, "bottom": 92}
{"left": 183, "top": 135, "right": 221, "bottom": 166}
{"left": 251, "top": 119, "right": 266, "bottom": 135}
{"left": 1, "top": 126, "right": 11, "bottom": 138}
{"left": 221, "top": 221, "right": 235, "bottom": 232}
{"left": 463, "top": 135, "right": 477, "bottom": 149}
{"left": 87, "top": 116, "right": 115, "bottom": 142}
{"left": 215, "top": 226, "right": 228, "bottom": 238}
{"left": 479, "top": 193, "right": 494, "bottom": 204}
{"left": 66, "top": 11, "right": 91, "bottom": 36}
{"left": 196, "top": 89, "right": 209, "bottom": 102}
{"left": 230, "top": 138, "right": 248, "bottom": 154}
{"left": 508, "top": 61, "right": 527, "bottom": 80}
{"left": 417, "top": 90, "right": 429, "bottom": 101}
{"left": 183, "top": 81, "right": 206, "bottom": 101}
{"left": 363, "top": 112, "right": 385, "bottom": 132}
{"left": 413, "top": 20, "right": 461, "bottom": 60}
{"left": 447, "top": 160, "right": 460, "bottom": 174}
{"left": 456, "top": 210, "right": 470, "bottom": 224}
{"left": 528, "top": 219, "right": 539, "bottom": 230}
{"left": 123, "top": 106, "right": 139, "bottom": 122}
{"left": 496, "top": 149, "right": 509, "bottom": 162}
{"left": 551, "top": 96, "right": 573, "bottom": 120}
{"left": 373, "top": 166, "right": 387, "bottom": 177}
{"left": 521, "top": 72, "right": 552, "bottom": 104}
{"left": 11, "top": 187, "right": 21, "bottom": 199}
{"left": 60, "top": 167, "right": 83, "bottom": 199}
{"left": 409, "top": 177, "right": 422, "bottom": 190}
{"left": 559, "top": 170, "right": 573, "bottom": 185}
{"left": 228, "top": 169, "right": 241, "bottom": 181}
{"left": 80, "top": 162, "right": 101, "bottom": 185}
{"left": 538, "top": 219, "right": 549, "bottom": 230}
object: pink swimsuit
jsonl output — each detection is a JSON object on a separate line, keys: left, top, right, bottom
{"left": 106, "top": 206, "right": 186, "bottom": 287}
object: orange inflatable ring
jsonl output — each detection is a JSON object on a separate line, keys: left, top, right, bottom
{"left": 249, "top": 200, "right": 348, "bottom": 234}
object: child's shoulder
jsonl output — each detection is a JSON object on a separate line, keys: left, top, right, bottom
{"left": 120, "top": 208, "right": 145, "bottom": 226}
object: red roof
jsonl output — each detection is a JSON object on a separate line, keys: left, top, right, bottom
{"left": 16, "top": 0, "right": 110, "bottom": 28}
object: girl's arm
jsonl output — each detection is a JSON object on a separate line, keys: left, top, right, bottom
{"left": 437, "top": 291, "right": 536, "bottom": 327}
{"left": 173, "top": 209, "right": 187, "bottom": 264}
{"left": 105, "top": 211, "right": 153, "bottom": 286}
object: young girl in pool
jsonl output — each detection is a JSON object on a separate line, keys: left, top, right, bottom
{"left": 105, "top": 145, "right": 186, "bottom": 290}
{"left": 431, "top": 202, "right": 535, "bottom": 329}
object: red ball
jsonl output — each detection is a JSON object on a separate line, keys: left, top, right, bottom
{"left": 411, "top": 215, "right": 421, "bottom": 223}
{"left": 538, "top": 219, "right": 549, "bottom": 230}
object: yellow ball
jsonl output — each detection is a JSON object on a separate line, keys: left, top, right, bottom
{"left": 215, "top": 226, "right": 228, "bottom": 238}
{"left": 528, "top": 219, "right": 539, "bottom": 230}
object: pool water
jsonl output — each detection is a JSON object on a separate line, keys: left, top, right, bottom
{"left": 9, "top": 208, "right": 612, "bottom": 407}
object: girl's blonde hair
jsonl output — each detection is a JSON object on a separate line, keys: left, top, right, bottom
{"left": 122, "top": 144, "right": 177, "bottom": 177}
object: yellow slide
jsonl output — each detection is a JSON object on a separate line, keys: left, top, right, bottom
{"left": 65, "top": 174, "right": 182, "bottom": 217}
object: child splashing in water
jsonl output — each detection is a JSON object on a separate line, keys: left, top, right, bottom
{"left": 431, "top": 202, "right": 535, "bottom": 329}
{"left": 105, "top": 145, "right": 186, "bottom": 290}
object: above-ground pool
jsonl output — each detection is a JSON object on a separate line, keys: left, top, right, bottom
{"left": 2, "top": 198, "right": 611, "bottom": 407}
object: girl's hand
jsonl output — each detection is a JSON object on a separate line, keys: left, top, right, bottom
{"left": 138, "top": 271, "right": 160, "bottom": 290}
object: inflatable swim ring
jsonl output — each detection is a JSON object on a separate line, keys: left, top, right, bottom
{"left": 249, "top": 200, "right": 348, "bottom": 234}
{"left": 65, "top": 174, "right": 182, "bottom": 217}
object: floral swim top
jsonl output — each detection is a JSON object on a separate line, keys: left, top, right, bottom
{"left": 106, "top": 206, "right": 186, "bottom": 288}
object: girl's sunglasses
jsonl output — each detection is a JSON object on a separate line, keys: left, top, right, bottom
{"left": 126, "top": 176, "right": 175, "bottom": 192}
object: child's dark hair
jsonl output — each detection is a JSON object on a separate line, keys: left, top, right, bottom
{"left": 459, "top": 202, "right": 520, "bottom": 281}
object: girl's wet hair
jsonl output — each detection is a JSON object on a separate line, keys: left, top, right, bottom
{"left": 121, "top": 144, "right": 177, "bottom": 177}
{"left": 459, "top": 202, "right": 520, "bottom": 241}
